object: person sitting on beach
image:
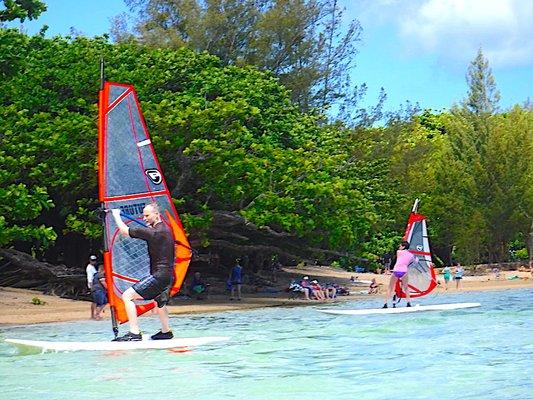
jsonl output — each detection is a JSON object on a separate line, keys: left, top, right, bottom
{"left": 333, "top": 283, "right": 350, "bottom": 296}
{"left": 383, "top": 240, "right": 418, "bottom": 308}
{"left": 300, "top": 276, "right": 320, "bottom": 300}
{"left": 91, "top": 264, "right": 108, "bottom": 320}
{"left": 288, "top": 280, "right": 310, "bottom": 300}
{"left": 368, "top": 278, "right": 380, "bottom": 295}
{"left": 189, "top": 272, "right": 210, "bottom": 300}
{"left": 324, "top": 282, "right": 338, "bottom": 299}
{"left": 310, "top": 280, "right": 326, "bottom": 300}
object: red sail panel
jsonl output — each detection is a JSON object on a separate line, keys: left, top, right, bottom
{"left": 395, "top": 205, "right": 437, "bottom": 299}
{"left": 98, "top": 82, "right": 191, "bottom": 324}
{"left": 166, "top": 210, "right": 190, "bottom": 296}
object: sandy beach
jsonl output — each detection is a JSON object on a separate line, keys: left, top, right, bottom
{"left": 1, "top": 266, "right": 531, "bottom": 326}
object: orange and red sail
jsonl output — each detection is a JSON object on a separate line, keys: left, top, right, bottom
{"left": 98, "top": 82, "right": 191, "bottom": 325}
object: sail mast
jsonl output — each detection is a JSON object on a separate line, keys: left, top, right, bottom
{"left": 100, "top": 58, "right": 105, "bottom": 91}
{"left": 411, "top": 198, "right": 420, "bottom": 214}
{"left": 98, "top": 60, "right": 119, "bottom": 338}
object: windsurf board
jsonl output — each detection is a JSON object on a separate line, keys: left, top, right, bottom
{"left": 318, "top": 302, "right": 481, "bottom": 316}
{"left": 5, "top": 336, "right": 229, "bottom": 352}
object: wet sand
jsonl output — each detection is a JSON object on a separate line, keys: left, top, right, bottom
{"left": 1, "top": 266, "right": 531, "bottom": 325}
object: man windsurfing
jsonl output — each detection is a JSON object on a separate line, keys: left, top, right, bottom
{"left": 110, "top": 203, "right": 175, "bottom": 341}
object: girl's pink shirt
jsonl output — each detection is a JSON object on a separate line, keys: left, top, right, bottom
{"left": 393, "top": 249, "right": 415, "bottom": 273}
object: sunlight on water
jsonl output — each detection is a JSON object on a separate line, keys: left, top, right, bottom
{"left": 1, "top": 289, "right": 531, "bottom": 400}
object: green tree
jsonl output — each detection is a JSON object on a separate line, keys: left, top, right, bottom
{"left": 377, "top": 99, "right": 533, "bottom": 265}
{"left": 431, "top": 108, "right": 490, "bottom": 263}
{"left": 465, "top": 48, "right": 500, "bottom": 115}
{"left": 0, "top": 0, "right": 46, "bottom": 22}
{"left": 482, "top": 107, "right": 533, "bottom": 261}
{"left": 114, "top": 0, "right": 363, "bottom": 115}
{"left": 0, "top": 30, "right": 106, "bottom": 253}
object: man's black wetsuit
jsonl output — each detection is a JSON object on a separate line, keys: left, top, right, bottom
{"left": 129, "top": 222, "right": 175, "bottom": 303}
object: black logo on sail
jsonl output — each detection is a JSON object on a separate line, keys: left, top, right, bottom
{"left": 145, "top": 169, "right": 162, "bottom": 185}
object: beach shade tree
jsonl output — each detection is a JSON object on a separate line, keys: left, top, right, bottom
{"left": 0, "top": 29, "right": 108, "bottom": 259}
{"left": 0, "top": 28, "right": 398, "bottom": 281}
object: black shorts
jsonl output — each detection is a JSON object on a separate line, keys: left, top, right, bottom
{"left": 132, "top": 274, "right": 172, "bottom": 300}
{"left": 92, "top": 289, "right": 107, "bottom": 306}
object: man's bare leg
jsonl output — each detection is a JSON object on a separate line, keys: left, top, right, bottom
{"left": 122, "top": 287, "right": 144, "bottom": 334}
{"left": 155, "top": 306, "right": 171, "bottom": 333}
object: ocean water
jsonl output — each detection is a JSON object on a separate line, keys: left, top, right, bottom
{"left": 0, "top": 289, "right": 531, "bottom": 400}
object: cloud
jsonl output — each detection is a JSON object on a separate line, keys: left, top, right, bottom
{"left": 357, "top": 0, "right": 533, "bottom": 69}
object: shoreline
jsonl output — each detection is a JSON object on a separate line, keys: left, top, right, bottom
{"left": 1, "top": 267, "right": 531, "bottom": 326}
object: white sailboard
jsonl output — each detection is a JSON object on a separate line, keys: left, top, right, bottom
{"left": 5, "top": 336, "right": 229, "bottom": 352}
{"left": 318, "top": 302, "right": 481, "bottom": 316}
{"left": 350, "top": 280, "right": 372, "bottom": 286}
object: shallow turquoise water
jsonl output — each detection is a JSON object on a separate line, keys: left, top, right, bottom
{"left": 1, "top": 289, "right": 531, "bottom": 400}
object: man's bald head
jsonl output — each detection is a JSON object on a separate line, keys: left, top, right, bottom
{"left": 142, "top": 203, "right": 161, "bottom": 226}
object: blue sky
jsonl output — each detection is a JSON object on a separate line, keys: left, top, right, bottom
{"left": 5, "top": 0, "right": 532, "bottom": 113}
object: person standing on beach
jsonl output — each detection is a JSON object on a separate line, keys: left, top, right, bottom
{"left": 91, "top": 264, "right": 108, "bottom": 320}
{"left": 229, "top": 259, "right": 243, "bottom": 300}
{"left": 382, "top": 252, "right": 392, "bottom": 274}
{"left": 111, "top": 203, "right": 175, "bottom": 341}
{"left": 383, "top": 241, "right": 417, "bottom": 308}
{"left": 454, "top": 262, "right": 464, "bottom": 289}
{"left": 442, "top": 265, "right": 452, "bottom": 290}
{"left": 86, "top": 255, "right": 98, "bottom": 319}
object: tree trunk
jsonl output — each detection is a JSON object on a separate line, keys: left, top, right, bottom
{"left": 187, "top": 210, "right": 365, "bottom": 275}
{"left": 0, "top": 248, "right": 88, "bottom": 300}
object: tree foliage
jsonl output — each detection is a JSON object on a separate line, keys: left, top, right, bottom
{"left": 0, "top": 28, "right": 530, "bottom": 268}
{"left": 380, "top": 49, "right": 532, "bottom": 264}
{"left": 386, "top": 105, "right": 532, "bottom": 264}
{"left": 113, "top": 0, "right": 364, "bottom": 116}
{"left": 0, "top": 0, "right": 46, "bottom": 22}
{"left": 465, "top": 48, "right": 501, "bottom": 115}
{"left": 0, "top": 28, "right": 397, "bottom": 266}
